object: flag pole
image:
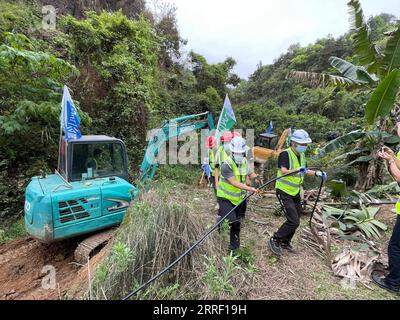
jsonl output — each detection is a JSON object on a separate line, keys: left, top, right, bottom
{"left": 57, "top": 125, "right": 62, "bottom": 172}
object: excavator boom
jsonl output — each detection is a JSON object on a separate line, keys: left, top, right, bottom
{"left": 139, "top": 111, "right": 214, "bottom": 189}
{"left": 275, "top": 128, "right": 289, "bottom": 151}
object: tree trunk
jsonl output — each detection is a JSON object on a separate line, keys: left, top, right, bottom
{"left": 355, "top": 152, "right": 384, "bottom": 192}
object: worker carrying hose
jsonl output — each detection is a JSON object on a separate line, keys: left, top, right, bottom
{"left": 217, "top": 136, "right": 260, "bottom": 251}
{"left": 374, "top": 124, "right": 400, "bottom": 294}
{"left": 215, "top": 131, "right": 241, "bottom": 189}
{"left": 269, "top": 129, "right": 327, "bottom": 255}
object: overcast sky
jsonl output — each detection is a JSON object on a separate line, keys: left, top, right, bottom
{"left": 163, "top": 0, "right": 399, "bottom": 79}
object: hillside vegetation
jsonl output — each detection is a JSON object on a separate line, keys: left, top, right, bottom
{"left": 0, "top": 0, "right": 399, "bottom": 238}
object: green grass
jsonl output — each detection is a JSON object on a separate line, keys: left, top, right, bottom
{"left": 156, "top": 164, "right": 201, "bottom": 185}
{"left": 0, "top": 217, "right": 27, "bottom": 243}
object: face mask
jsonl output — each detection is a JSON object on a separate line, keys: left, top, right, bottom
{"left": 233, "top": 153, "right": 245, "bottom": 164}
{"left": 296, "top": 145, "right": 307, "bottom": 153}
{"left": 224, "top": 144, "right": 231, "bottom": 152}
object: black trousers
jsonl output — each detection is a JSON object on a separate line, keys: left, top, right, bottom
{"left": 386, "top": 215, "right": 400, "bottom": 287}
{"left": 274, "top": 189, "right": 302, "bottom": 244}
{"left": 217, "top": 197, "right": 247, "bottom": 247}
{"left": 210, "top": 175, "right": 217, "bottom": 195}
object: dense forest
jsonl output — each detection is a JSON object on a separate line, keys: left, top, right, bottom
{"left": 0, "top": 0, "right": 399, "bottom": 225}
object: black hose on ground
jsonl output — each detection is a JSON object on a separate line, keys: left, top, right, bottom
{"left": 123, "top": 168, "right": 324, "bottom": 300}
{"left": 309, "top": 177, "right": 325, "bottom": 228}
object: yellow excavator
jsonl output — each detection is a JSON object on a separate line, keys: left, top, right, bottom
{"left": 253, "top": 128, "right": 290, "bottom": 164}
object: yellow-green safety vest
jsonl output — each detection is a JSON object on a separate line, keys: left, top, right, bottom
{"left": 215, "top": 145, "right": 229, "bottom": 167}
{"left": 209, "top": 149, "right": 216, "bottom": 177}
{"left": 275, "top": 148, "right": 306, "bottom": 196}
{"left": 217, "top": 157, "right": 248, "bottom": 205}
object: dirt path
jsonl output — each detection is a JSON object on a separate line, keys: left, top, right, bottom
{"left": 0, "top": 234, "right": 109, "bottom": 300}
{"left": 0, "top": 237, "right": 84, "bottom": 299}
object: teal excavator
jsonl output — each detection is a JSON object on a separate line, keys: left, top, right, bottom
{"left": 24, "top": 112, "right": 214, "bottom": 263}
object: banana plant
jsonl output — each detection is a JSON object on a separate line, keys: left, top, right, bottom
{"left": 323, "top": 204, "right": 388, "bottom": 240}
{"left": 288, "top": 0, "right": 400, "bottom": 126}
{"left": 317, "top": 129, "right": 400, "bottom": 190}
{"left": 288, "top": 0, "right": 400, "bottom": 191}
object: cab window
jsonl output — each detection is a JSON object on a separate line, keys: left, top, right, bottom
{"left": 71, "top": 143, "right": 125, "bottom": 181}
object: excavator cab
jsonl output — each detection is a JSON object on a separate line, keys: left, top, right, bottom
{"left": 24, "top": 135, "right": 137, "bottom": 243}
{"left": 59, "top": 135, "right": 129, "bottom": 183}
{"left": 253, "top": 128, "right": 290, "bottom": 164}
{"left": 256, "top": 133, "right": 279, "bottom": 149}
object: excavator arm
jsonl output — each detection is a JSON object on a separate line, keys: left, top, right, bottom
{"left": 275, "top": 128, "right": 289, "bottom": 151}
{"left": 138, "top": 111, "right": 214, "bottom": 190}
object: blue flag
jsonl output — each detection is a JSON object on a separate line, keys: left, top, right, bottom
{"left": 60, "top": 85, "right": 81, "bottom": 141}
{"left": 266, "top": 120, "right": 273, "bottom": 134}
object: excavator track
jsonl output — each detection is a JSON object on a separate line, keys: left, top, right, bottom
{"left": 74, "top": 229, "right": 116, "bottom": 265}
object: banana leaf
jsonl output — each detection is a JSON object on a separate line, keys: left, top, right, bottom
{"left": 345, "top": 155, "right": 373, "bottom": 167}
{"left": 330, "top": 203, "right": 387, "bottom": 240}
{"left": 356, "top": 68, "right": 379, "bottom": 83}
{"left": 366, "top": 181, "right": 400, "bottom": 197}
{"left": 357, "top": 223, "right": 381, "bottom": 240}
{"left": 286, "top": 70, "right": 356, "bottom": 87}
{"left": 329, "top": 56, "right": 378, "bottom": 84}
{"left": 357, "top": 223, "right": 373, "bottom": 238}
{"left": 322, "top": 205, "right": 349, "bottom": 215}
{"left": 318, "top": 130, "right": 365, "bottom": 157}
{"left": 383, "top": 134, "right": 400, "bottom": 145}
{"left": 333, "top": 147, "right": 369, "bottom": 161}
{"left": 360, "top": 204, "right": 379, "bottom": 216}
{"left": 345, "top": 215, "right": 362, "bottom": 222}
{"left": 370, "top": 219, "right": 388, "bottom": 231}
{"left": 380, "top": 24, "right": 400, "bottom": 74}
{"left": 347, "top": 0, "right": 378, "bottom": 71}
{"left": 365, "top": 69, "right": 400, "bottom": 125}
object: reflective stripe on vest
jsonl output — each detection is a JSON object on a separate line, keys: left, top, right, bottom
{"left": 217, "top": 157, "right": 248, "bottom": 205}
{"left": 275, "top": 148, "right": 306, "bottom": 196}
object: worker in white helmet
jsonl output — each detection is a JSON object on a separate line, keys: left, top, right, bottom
{"left": 217, "top": 136, "right": 260, "bottom": 251}
{"left": 269, "top": 129, "right": 327, "bottom": 256}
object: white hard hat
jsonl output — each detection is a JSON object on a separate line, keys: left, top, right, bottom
{"left": 230, "top": 137, "right": 247, "bottom": 153}
{"left": 291, "top": 129, "right": 312, "bottom": 144}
